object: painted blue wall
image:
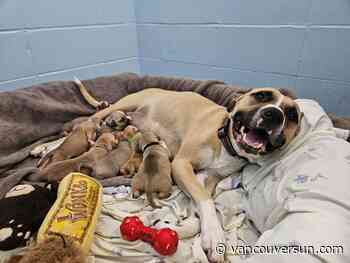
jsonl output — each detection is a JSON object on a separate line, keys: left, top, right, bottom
{"left": 136, "top": 0, "right": 350, "bottom": 115}
{"left": 1, "top": 1, "right": 349, "bottom": 114}
{"left": 0, "top": 0, "right": 139, "bottom": 91}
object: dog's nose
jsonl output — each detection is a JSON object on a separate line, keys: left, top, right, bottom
{"left": 259, "top": 106, "right": 284, "bottom": 130}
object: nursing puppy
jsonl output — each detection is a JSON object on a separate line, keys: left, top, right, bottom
{"left": 61, "top": 116, "right": 89, "bottom": 136}
{"left": 117, "top": 126, "right": 143, "bottom": 176}
{"left": 90, "top": 126, "right": 140, "bottom": 179}
{"left": 37, "top": 132, "right": 118, "bottom": 182}
{"left": 85, "top": 88, "right": 302, "bottom": 262}
{"left": 131, "top": 130, "right": 172, "bottom": 208}
{"left": 104, "top": 110, "right": 131, "bottom": 130}
{"left": 38, "top": 117, "right": 102, "bottom": 168}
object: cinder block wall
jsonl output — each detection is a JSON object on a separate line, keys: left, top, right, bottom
{"left": 1, "top": 1, "right": 349, "bottom": 114}
{"left": 0, "top": 0, "right": 139, "bottom": 91}
{"left": 136, "top": 0, "right": 350, "bottom": 115}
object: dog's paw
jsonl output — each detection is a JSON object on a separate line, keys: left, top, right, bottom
{"left": 201, "top": 223, "right": 226, "bottom": 262}
{"left": 199, "top": 200, "right": 226, "bottom": 262}
{"left": 96, "top": 101, "right": 110, "bottom": 110}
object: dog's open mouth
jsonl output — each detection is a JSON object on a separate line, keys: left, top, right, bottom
{"left": 233, "top": 123, "right": 270, "bottom": 154}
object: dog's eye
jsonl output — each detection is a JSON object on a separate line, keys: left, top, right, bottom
{"left": 286, "top": 107, "right": 298, "bottom": 122}
{"left": 254, "top": 91, "right": 273, "bottom": 102}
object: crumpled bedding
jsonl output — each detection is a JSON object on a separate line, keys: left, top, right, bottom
{"left": 92, "top": 183, "right": 258, "bottom": 263}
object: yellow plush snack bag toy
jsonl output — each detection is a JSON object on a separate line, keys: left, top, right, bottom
{"left": 37, "top": 172, "right": 102, "bottom": 254}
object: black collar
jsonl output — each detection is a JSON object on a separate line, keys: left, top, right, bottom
{"left": 218, "top": 117, "right": 237, "bottom": 157}
{"left": 142, "top": 141, "right": 161, "bottom": 152}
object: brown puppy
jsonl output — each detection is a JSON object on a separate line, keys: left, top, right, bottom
{"left": 86, "top": 87, "right": 302, "bottom": 262}
{"left": 131, "top": 130, "right": 172, "bottom": 208}
{"left": 38, "top": 117, "right": 102, "bottom": 168}
{"left": 34, "top": 132, "right": 118, "bottom": 182}
{"left": 88, "top": 125, "right": 141, "bottom": 179}
{"left": 104, "top": 110, "right": 131, "bottom": 130}
{"left": 116, "top": 126, "right": 143, "bottom": 177}
{"left": 61, "top": 116, "right": 89, "bottom": 136}
{"left": 90, "top": 141, "right": 132, "bottom": 179}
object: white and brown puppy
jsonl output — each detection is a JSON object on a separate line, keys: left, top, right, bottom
{"left": 85, "top": 87, "right": 302, "bottom": 262}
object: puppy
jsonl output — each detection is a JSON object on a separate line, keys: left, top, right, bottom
{"left": 117, "top": 126, "right": 143, "bottom": 177}
{"left": 131, "top": 130, "right": 172, "bottom": 208}
{"left": 38, "top": 117, "right": 101, "bottom": 168}
{"left": 61, "top": 116, "right": 89, "bottom": 136}
{"left": 34, "top": 132, "right": 118, "bottom": 182}
{"left": 87, "top": 126, "right": 141, "bottom": 179}
{"left": 86, "top": 87, "right": 302, "bottom": 262}
{"left": 105, "top": 110, "right": 131, "bottom": 130}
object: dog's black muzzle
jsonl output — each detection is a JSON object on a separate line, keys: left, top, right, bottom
{"left": 258, "top": 106, "right": 285, "bottom": 131}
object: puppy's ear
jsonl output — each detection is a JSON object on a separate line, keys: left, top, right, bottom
{"left": 279, "top": 88, "right": 297, "bottom": 100}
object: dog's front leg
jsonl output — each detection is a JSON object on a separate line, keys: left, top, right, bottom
{"left": 172, "top": 157, "right": 225, "bottom": 263}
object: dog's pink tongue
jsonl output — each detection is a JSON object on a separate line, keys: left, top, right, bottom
{"left": 245, "top": 130, "right": 265, "bottom": 148}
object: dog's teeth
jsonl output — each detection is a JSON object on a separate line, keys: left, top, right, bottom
{"left": 257, "top": 118, "right": 263, "bottom": 127}
{"left": 268, "top": 130, "right": 273, "bottom": 135}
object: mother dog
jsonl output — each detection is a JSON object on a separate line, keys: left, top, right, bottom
{"left": 88, "top": 87, "right": 302, "bottom": 262}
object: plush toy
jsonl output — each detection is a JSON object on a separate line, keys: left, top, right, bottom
{"left": 37, "top": 172, "right": 102, "bottom": 254}
{"left": 7, "top": 173, "right": 102, "bottom": 263}
{"left": 7, "top": 235, "right": 85, "bottom": 263}
{"left": 120, "top": 216, "right": 179, "bottom": 256}
{"left": 0, "top": 184, "right": 57, "bottom": 251}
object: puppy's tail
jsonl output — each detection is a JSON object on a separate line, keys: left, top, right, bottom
{"left": 144, "top": 153, "right": 161, "bottom": 209}
{"left": 146, "top": 181, "right": 161, "bottom": 209}
{"left": 73, "top": 76, "right": 109, "bottom": 110}
{"left": 0, "top": 167, "right": 39, "bottom": 199}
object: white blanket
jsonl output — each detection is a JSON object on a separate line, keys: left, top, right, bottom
{"left": 91, "top": 183, "right": 259, "bottom": 263}
{"left": 241, "top": 99, "right": 350, "bottom": 262}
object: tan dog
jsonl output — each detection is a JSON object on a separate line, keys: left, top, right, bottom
{"left": 85, "top": 87, "right": 302, "bottom": 262}
{"left": 34, "top": 132, "right": 118, "bottom": 182}
{"left": 131, "top": 130, "right": 172, "bottom": 208}
{"left": 38, "top": 117, "right": 102, "bottom": 168}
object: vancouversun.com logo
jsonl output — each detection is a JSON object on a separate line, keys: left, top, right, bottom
{"left": 215, "top": 242, "right": 344, "bottom": 256}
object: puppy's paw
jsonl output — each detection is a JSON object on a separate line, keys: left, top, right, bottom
{"left": 120, "top": 161, "right": 137, "bottom": 177}
{"left": 131, "top": 172, "right": 146, "bottom": 198}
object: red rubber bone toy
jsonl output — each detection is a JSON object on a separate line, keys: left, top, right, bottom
{"left": 120, "top": 216, "right": 179, "bottom": 256}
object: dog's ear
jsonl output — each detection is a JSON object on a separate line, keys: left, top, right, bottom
{"left": 279, "top": 88, "right": 297, "bottom": 100}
